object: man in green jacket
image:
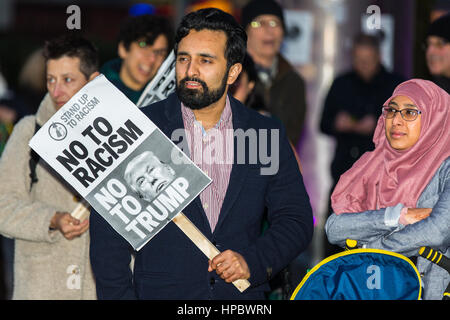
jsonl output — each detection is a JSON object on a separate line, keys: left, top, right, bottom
{"left": 101, "top": 14, "right": 174, "bottom": 104}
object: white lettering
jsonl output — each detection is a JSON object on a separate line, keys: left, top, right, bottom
{"left": 66, "top": 5, "right": 81, "bottom": 30}
{"left": 366, "top": 5, "right": 381, "bottom": 30}
{"left": 366, "top": 265, "right": 381, "bottom": 289}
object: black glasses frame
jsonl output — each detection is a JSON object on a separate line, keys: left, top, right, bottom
{"left": 382, "top": 107, "right": 422, "bottom": 121}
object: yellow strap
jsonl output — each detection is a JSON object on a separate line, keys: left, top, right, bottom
{"left": 436, "top": 253, "right": 443, "bottom": 264}
{"left": 431, "top": 251, "right": 438, "bottom": 262}
{"left": 426, "top": 249, "right": 433, "bottom": 259}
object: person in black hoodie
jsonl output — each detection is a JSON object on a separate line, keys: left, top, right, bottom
{"left": 320, "top": 33, "right": 404, "bottom": 256}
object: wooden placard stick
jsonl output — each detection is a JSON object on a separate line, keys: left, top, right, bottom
{"left": 72, "top": 203, "right": 250, "bottom": 292}
{"left": 70, "top": 200, "right": 90, "bottom": 221}
{"left": 172, "top": 212, "right": 251, "bottom": 293}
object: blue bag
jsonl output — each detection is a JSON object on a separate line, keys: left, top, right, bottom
{"left": 291, "top": 248, "right": 421, "bottom": 300}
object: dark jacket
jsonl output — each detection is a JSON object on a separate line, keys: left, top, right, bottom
{"left": 253, "top": 54, "right": 307, "bottom": 146}
{"left": 89, "top": 93, "right": 314, "bottom": 299}
{"left": 100, "top": 59, "right": 144, "bottom": 104}
{"left": 432, "top": 75, "right": 450, "bottom": 94}
{"left": 320, "top": 66, "right": 404, "bottom": 184}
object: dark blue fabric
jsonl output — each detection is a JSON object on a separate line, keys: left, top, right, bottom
{"left": 90, "top": 93, "right": 314, "bottom": 299}
{"left": 292, "top": 250, "right": 421, "bottom": 300}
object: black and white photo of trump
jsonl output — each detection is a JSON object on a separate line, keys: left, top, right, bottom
{"left": 124, "top": 150, "right": 176, "bottom": 202}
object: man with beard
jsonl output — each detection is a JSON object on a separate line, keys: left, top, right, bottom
{"left": 89, "top": 8, "right": 313, "bottom": 300}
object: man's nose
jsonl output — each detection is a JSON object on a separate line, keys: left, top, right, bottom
{"left": 144, "top": 172, "right": 157, "bottom": 185}
{"left": 142, "top": 51, "right": 157, "bottom": 63}
{"left": 186, "top": 61, "right": 199, "bottom": 78}
{"left": 426, "top": 43, "right": 443, "bottom": 56}
{"left": 427, "top": 46, "right": 437, "bottom": 56}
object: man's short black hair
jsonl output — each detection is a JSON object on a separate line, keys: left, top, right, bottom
{"left": 174, "top": 8, "right": 247, "bottom": 68}
{"left": 353, "top": 33, "right": 381, "bottom": 51}
{"left": 118, "top": 14, "right": 174, "bottom": 51}
{"left": 43, "top": 34, "right": 99, "bottom": 79}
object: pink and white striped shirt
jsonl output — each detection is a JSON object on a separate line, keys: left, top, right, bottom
{"left": 181, "top": 97, "right": 234, "bottom": 232}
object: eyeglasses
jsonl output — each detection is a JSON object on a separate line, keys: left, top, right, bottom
{"left": 250, "top": 19, "right": 280, "bottom": 29}
{"left": 382, "top": 107, "right": 422, "bottom": 121}
{"left": 137, "top": 41, "right": 168, "bottom": 58}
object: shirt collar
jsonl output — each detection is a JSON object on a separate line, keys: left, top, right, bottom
{"left": 181, "top": 95, "right": 232, "bottom": 130}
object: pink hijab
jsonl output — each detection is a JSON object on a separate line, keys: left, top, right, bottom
{"left": 331, "top": 79, "right": 450, "bottom": 214}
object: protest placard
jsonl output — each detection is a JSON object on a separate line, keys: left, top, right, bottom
{"left": 29, "top": 74, "right": 211, "bottom": 251}
{"left": 29, "top": 75, "right": 250, "bottom": 292}
{"left": 136, "top": 50, "right": 176, "bottom": 108}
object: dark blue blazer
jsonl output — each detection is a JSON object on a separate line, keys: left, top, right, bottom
{"left": 89, "top": 93, "right": 314, "bottom": 299}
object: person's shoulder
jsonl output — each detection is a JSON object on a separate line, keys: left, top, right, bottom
{"left": 231, "top": 96, "right": 284, "bottom": 131}
{"left": 12, "top": 114, "right": 36, "bottom": 134}
{"left": 431, "top": 157, "right": 450, "bottom": 187}
{"left": 2, "top": 115, "right": 36, "bottom": 150}
{"left": 323, "top": 71, "right": 356, "bottom": 93}
{"left": 100, "top": 58, "right": 121, "bottom": 75}
{"left": 139, "top": 93, "right": 179, "bottom": 123}
{"left": 140, "top": 97, "right": 166, "bottom": 114}
{"left": 388, "top": 72, "right": 405, "bottom": 83}
{"left": 276, "top": 55, "right": 304, "bottom": 83}
{"left": 439, "top": 157, "right": 450, "bottom": 177}
{"left": 333, "top": 70, "right": 356, "bottom": 83}
{"left": 439, "top": 156, "right": 450, "bottom": 165}
{"left": 379, "top": 65, "right": 405, "bottom": 83}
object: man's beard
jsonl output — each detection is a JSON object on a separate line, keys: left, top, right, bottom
{"left": 176, "top": 72, "right": 228, "bottom": 110}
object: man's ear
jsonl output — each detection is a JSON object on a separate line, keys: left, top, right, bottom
{"left": 118, "top": 42, "right": 128, "bottom": 59}
{"left": 248, "top": 80, "right": 255, "bottom": 92}
{"left": 88, "top": 71, "right": 100, "bottom": 81}
{"left": 227, "top": 63, "right": 243, "bottom": 85}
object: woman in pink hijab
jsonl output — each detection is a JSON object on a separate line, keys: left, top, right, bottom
{"left": 325, "top": 79, "right": 450, "bottom": 300}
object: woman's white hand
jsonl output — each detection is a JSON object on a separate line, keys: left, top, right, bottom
{"left": 50, "top": 212, "right": 89, "bottom": 240}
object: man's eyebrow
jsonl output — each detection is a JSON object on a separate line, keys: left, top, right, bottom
{"left": 132, "top": 169, "right": 144, "bottom": 182}
{"left": 198, "top": 53, "right": 217, "bottom": 59}
{"left": 60, "top": 73, "right": 75, "bottom": 78}
{"left": 176, "top": 51, "right": 217, "bottom": 59}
